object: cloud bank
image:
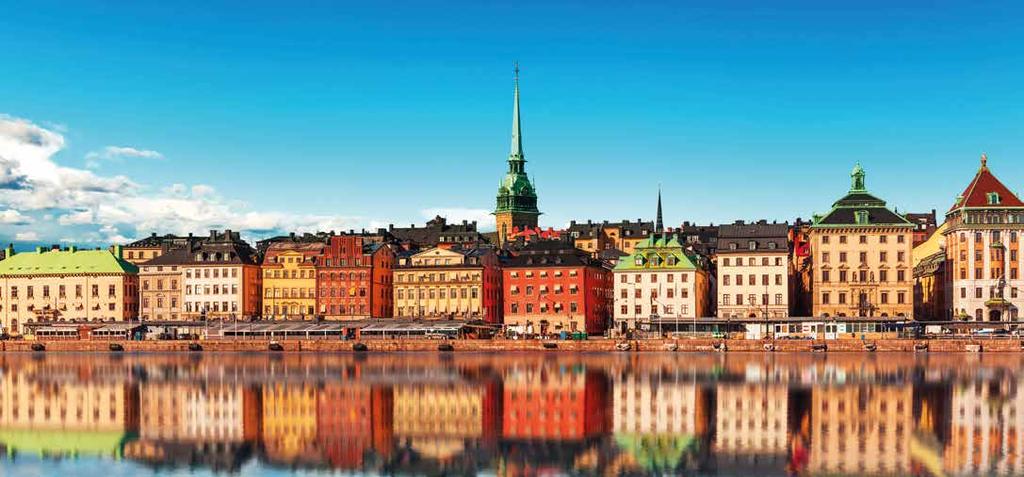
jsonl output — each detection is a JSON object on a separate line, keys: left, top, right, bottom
{"left": 0, "top": 114, "right": 369, "bottom": 245}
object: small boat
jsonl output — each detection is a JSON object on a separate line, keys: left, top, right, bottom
{"left": 543, "top": 342, "right": 558, "bottom": 349}
{"left": 438, "top": 343, "right": 455, "bottom": 352}
{"left": 615, "top": 342, "right": 631, "bottom": 351}
{"left": 268, "top": 341, "right": 284, "bottom": 352}
{"left": 663, "top": 343, "right": 679, "bottom": 352}
{"left": 109, "top": 343, "right": 124, "bottom": 352}
{"left": 863, "top": 343, "right": 877, "bottom": 352}
{"left": 811, "top": 343, "right": 827, "bottom": 353}
{"left": 965, "top": 343, "right": 982, "bottom": 353}
{"left": 188, "top": 343, "right": 202, "bottom": 352}
{"left": 30, "top": 343, "right": 45, "bottom": 352}
{"left": 713, "top": 342, "right": 727, "bottom": 353}
{"left": 763, "top": 343, "right": 776, "bottom": 352}
{"left": 914, "top": 343, "right": 929, "bottom": 353}
{"left": 352, "top": 343, "right": 368, "bottom": 352}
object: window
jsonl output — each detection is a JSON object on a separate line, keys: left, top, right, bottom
{"left": 822, "top": 252, "right": 830, "bottom": 263}
{"left": 822, "top": 292, "right": 830, "bottom": 304}
{"left": 822, "top": 235, "right": 830, "bottom": 244}
{"left": 839, "top": 235, "right": 847, "bottom": 244}
{"left": 822, "top": 270, "right": 830, "bottom": 282}
{"left": 775, "top": 293, "right": 783, "bottom": 305}
{"left": 839, "top": 252, "right": 847, "bottom": 263}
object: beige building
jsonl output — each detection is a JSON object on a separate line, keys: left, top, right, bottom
{"left": 393, "top": 246, "right": 502, "bottom": 321}
{"left": 717, "top": 221, "right": 791, "bottom": 319}
{"left": 810, "top": 164, "right": 914, "bottom": 318}
{"left": 0, "top": 245, "right": 139, "bottom": 336}
{"left": 138, "top": 247, "right": 190, "bottom": 321}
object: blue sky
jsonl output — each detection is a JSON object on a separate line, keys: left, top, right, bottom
{"left": 1, "top": 1, "right": 1023, "bottom": 245}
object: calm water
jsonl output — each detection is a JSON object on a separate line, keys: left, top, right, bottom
{"left": 0, "top": 352, "right": 1020, "bottom": 477}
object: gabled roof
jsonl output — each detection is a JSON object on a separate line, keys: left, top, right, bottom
{"left": 0, "top": 248, "right": 138, "bottom": 275}
{"left": 613, "top": 234, "right": 700, "bottom": 271}
{"left": 948, "top": 154, "right": 1024, "bottom": 212}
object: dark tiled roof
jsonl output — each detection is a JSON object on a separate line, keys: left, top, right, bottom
{"left": 815, "top": 206, "right": 911, "bottom": 226}
{"left": 503, "top": 240, "right": 601, "bottom": 268}
{"left": 126, "top": 233, "right": 204, "bottom": 249}
{"left": 717, "top": 221, "right": 789, "bottom": 253}
{"left": 140, "top": 236, "right": 258, "bottom": 266}
{"left": 566, "top": 219, "right": 655, "bottom": 238}
{"left": 388, "top": 216, "right": 487, "bottom": 247}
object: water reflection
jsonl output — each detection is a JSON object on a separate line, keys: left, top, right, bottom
{"left": 1, "top": 353, "right": 1023, "bottom": 476}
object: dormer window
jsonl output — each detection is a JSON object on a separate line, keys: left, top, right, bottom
{"left": 634, "top": 256, "right": 644, "bottom": 266}
{"left": 748, "top": 240, "right": 757, "bottom": 250}
{"left": 729, "top": 243, "right": 738, "bottom": 250}
{"left": 768, "top": 242, "right": 777, "bottom": 250}
{"left": 854, "top": 210, "right": 869, "bottom": 225}
{"left": 987, "top": 192, "right": 1001, "bottom": 205}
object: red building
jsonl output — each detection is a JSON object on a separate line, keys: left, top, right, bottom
{"left": 317, "top": 235, "right": 395, "bottom": 319}
{"left": 502, "top": 240, "right": 612, "bottom": 336}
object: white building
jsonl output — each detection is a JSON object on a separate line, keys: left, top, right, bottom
{"left": 716, "top": 220, "right": 791, "bottom": 319}
{"left": 944, "top": 154, "right": 1024, "bottom": 321}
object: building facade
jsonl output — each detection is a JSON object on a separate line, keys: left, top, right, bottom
{"left": 612, "top": 234, "right": 709, "bottom": 336}
{"left": 317, "top": 235, "right": 394, "bottom": 319}
{"left": 809, "top": 164, "right": 914, "bottom": 318}
{"left": 494, "top": 65, "right": 540, "bottom": 245}
{"left": 716, "top": 220, "right": 791, "bottom": 319}
{"left": 502, "top": 240, "right": 612, "bottom": 336}
{"left": 182, "top": 230, "right": 261, "bottom": 320}
{"left": 138, "top": 248, "right": 188, "bottom": 321}
{"left": 944, "top": 154, "right": 1024, "bottom": 321}
{"left": 393, "top": 247, "right": 502, "bottom": 322}
{"left": 0, "top": 245, "right": 139, "bottom": 335}
{"left": 261, "top": 242, "right": 324, "bottom": 319}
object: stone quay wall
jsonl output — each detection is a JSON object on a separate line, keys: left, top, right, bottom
{"left": 1, "top": 338, "right": 1022, "bottom": 353}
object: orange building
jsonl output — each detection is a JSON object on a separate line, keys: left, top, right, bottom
{"left": 316, "top": 383, "right": 393, "bottom": 470}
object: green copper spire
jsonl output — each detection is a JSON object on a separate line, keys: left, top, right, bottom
{"left": 510, "top": 61, "right": 524, "bottom": 163}
{"left": 850, "top": 162, "right": 866, "bottom": 192}
{"left": 495, "top": 62, "right": 539, "bottom": 216}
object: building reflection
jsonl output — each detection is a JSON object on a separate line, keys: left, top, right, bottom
{"left": 609, "top": 369, "right": 708, "bottom": 475}
{"left": 0, "top": 369, "right": 139, "bottom": 460}
{"left": 946, "top": 375, "right": 1024, "bottom": 476}
{"left": 8, "top": 354, "right": 1024, "bottom": 476}
{"left": 500, "top": 362, "right": 608, "bottom": 475}
{"left": 124, "top": 382, "right": 259, "bottom": 471}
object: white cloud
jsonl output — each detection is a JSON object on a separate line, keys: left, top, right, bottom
{"left": 420, "top": 207, "right": 495, "bottom": 229}
{"left": 0, "top": 209, "right": 31, "bottom": 225}
{"left": 0, "top": 114, "right": 374, "bottom": 245}
{"left": 14, "top": 231, "right": 38, "bottom": 242}
{"left": 84, "top": 145, "right": 164, "bottom": 168}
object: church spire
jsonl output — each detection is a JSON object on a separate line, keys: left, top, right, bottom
{"left": 509, "top": 61, "right": 524, "bottom": 166}
{"left": 655, "top": 187, "right": 664, "bottom": 236}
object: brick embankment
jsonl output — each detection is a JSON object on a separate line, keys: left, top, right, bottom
{"left": 2, "top": 338, "right": 1022, "bottom": 353}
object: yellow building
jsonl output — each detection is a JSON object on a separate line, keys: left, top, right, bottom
{"left": 809, "top": 164, "right": 915, "bottom": 318}
{"left": 262, "top": 242, "right": 324, "bottom": 319}
{"left": 393, "top": 247, "right": 502, "bottom": 321}
{"left": 0, "top": 245, "right": 139, "bottom": 336}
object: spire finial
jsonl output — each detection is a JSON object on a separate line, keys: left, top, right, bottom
{"left": 981, "top": 152, "right": 988, "bottom": 169}
{"left": 655, "top": 186, "right": 664, "bottom": 237}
